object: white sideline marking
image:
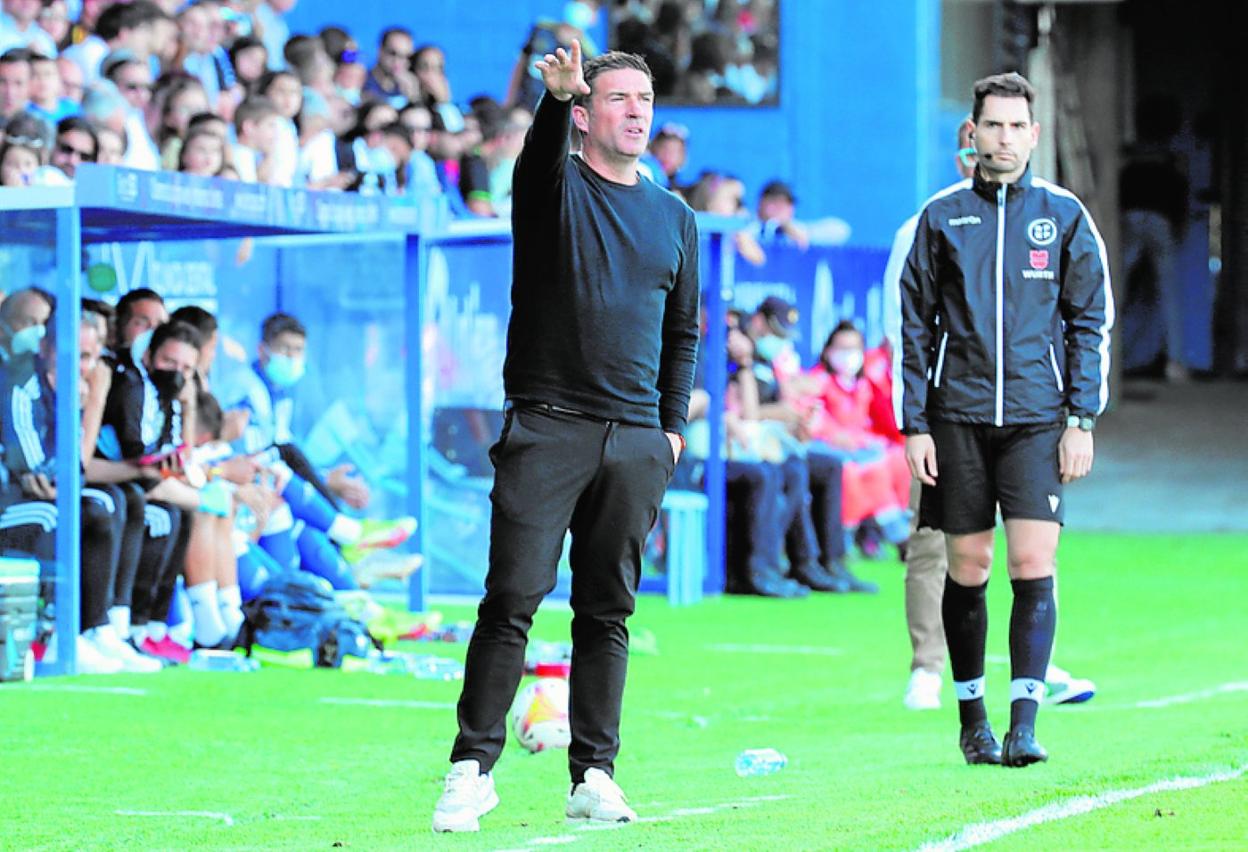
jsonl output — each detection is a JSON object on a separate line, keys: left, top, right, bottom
{"left": 116, "top": 809, "right": 234, "bottom": 826}
{"left": 21, "top": 685, "right": 148, "bottom": 696}
{"left": 318, "top": 697, "right": 455, "bottom": 710}
{"left": 917, "top": 764, "right": 1248, "bottom": 851}
{"left": 529, "top": 838, "right": 577, "bottom": 845}
{"left": 704, "top": 643, "right": 844, "bottom": 656}
{"left": 1133, "top": 681, "right": 1248, "bottom": 708}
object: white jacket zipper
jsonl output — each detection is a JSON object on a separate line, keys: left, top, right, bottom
{"left": 995, "top": 185, "right": 1006, "bottom": 426}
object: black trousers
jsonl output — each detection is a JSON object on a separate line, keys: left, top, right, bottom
{"left": 451, "top": 404, "right": 675, "bottom": 783}
{"left": 130, "top": 501, "right": 187, "bottom": 627}
{"left": 780, "top": 453, "right": 847, "bottom": 568}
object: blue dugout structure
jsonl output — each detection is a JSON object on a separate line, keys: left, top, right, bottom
{"left": 1, "top": 166, "right": 888, "bottom": 675}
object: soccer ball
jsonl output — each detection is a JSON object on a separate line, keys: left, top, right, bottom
{"left": 510, "top": 677, "right": 571, "bottom": 753}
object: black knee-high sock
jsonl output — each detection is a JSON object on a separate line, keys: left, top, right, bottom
{"left": 943, "top": 575, "right": 989, "bottom": 727}
{"left": 1009, "top": 576, "right": 1056, "bottom": 730}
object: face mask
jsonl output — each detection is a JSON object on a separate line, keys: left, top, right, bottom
{"left": 753, "top": 334, "right": 786, "bottom": 364}
{"left": 149, "top": 368, "right": 185, "bottom": 400}
{"left": 264, "top": 352, "right": 306, "bottom": 388}
{"left": 828, "top": 349, "right": 864, "bottom": 376}
{"left": 9, "top": 323, "right": 45, "bottom": 356}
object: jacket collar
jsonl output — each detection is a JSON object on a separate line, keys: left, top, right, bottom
{"left": 973, "top": 165, "right": 1033, "bottom": 199}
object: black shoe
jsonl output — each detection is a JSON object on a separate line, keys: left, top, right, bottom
{"left": 827, "top": 560, "right": 879, "bottom": 594}
{"left": 740, "top": 560, "right": 808, "bottom": 598}
{"left": 791, "top": 560, "right": 850, "bottom": 593}
{"left": 959, "top": 722, "right": 1003, "bottom": 765}
{"left": 1002, "top": 726, "right": 1048, "bottom": 767}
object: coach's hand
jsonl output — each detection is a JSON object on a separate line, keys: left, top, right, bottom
{"left": 535, "top": 39, "right": 590, "bottom": 102}
{"left": 905, "top": 433, "right": 938, "bottom": 486}
{"left": 1059, "top": 427, "right": 1094, "bottom": 484}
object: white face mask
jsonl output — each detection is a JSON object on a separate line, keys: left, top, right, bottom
{"left": 9, "top": 323, "right": 45, "bottom": 356}
{"left": 828, "top": 348, "right": 863, "bottom": 376}
{"left": 753, "top": 334, "right": 786, "bottom": 364}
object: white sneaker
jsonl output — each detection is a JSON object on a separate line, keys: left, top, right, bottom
{"left": 1044, "top": 664, "right": 1096, "bottom": 705}
{"left": 903, "top": 668, "right": 942, "bottom": 710}
{"left": 75, "top": 634, "right": 124, "bottom": 675}
{"left": 566, "top": 768, "right": 637, "bottom": 824}
{"left": 431, "top": 760, "right": 499, "bottom": 833}
{"left": 88, "top": 626, "right": 163, "bottom": 673}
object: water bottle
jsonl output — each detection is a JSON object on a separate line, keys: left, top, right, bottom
{"left": 188, "top": 649, "right": 259, "bottom": 672}
{"left": 407, "top": 654, "right": 465, "bottom": 681}
{"left": 734, "top": 748, "right": 788, "bottom": 777}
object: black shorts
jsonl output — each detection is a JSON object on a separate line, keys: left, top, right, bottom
{"left": 918, "top": 421, "right": 1064, "bottom": 535}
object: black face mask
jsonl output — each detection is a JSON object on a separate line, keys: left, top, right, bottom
{"left": 150, "top": 368, "right": 185, "bottom": 401}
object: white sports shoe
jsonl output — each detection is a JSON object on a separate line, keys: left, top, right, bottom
{"left": 1044, "top": 664, "right": 1096, "bottom": 705}
{"left": 74, "top": 634, "right": 124, "bottom": 675}
{"left": 88, "top": 626, "right": 163, "bottom": 673}
{"left": 903, "top": 667, "right": 942, "bottom": 710}
{"left": 566, "top": 768, "right": 637, "bottom": 824}
{"left": 431, "top": 760, "right": 499, "bottom": 833}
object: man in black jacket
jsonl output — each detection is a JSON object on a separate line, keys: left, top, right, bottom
{"left": 433, "top": 41, "right": 699, "bottom": 833}
{"left": 899, "top": 73, "right": 1113, "bottom": 768}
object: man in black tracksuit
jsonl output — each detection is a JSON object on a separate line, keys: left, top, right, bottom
{"left": 899, "top": 73, "right": 1112, "bottom": 767}
{"left": 433, "top": 41, "right": 699, "bottom": 833}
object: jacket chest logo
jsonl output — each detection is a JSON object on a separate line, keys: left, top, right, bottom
{"left": 1027, "top": 217, "right": 1059, "bottom": 246}
{"left": 1029, "top": 250, "right": 1049, "bottom": 270}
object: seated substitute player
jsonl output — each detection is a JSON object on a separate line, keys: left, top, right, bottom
{"left": 898, "top": 72, "right": 1112, "bottom": 767}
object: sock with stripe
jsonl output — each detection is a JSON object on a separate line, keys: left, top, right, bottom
{"left": 943, "top": 574, "right": 989, "bottom": 727}
{"left": 1009, "top": 575, "right": 1057, "bottom": 730}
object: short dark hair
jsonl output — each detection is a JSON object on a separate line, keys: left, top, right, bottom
{"left": 261, "top": 312, "right": 306, "bottom": 344}
{"left": 196, "top": 388, "right": 223, "bottom": 439}
{"left": 149, "top": 319, "right": 202, "bottom": 356}
{"left": 573, "top": 51, "right": 653, "bottom": 109}
{"left": 0, "top": 48, "right": 33, "bottom": 66}
{"left": 115, "top": 287, "right": 163, "bottom": 346}
{"left": 234, "top": 96, "right": 279, "bottom": 135}
{"left": 972, "top": 72, "right": 1036, "bottom": 123}
{"left": 169, "top": 305, "right": 217, "bottom": 339}
{"left": 57, "top": 116, "right": 99, "bottom": 158}
{"left": 380, "top": 27, "right": 413, "bottom": 49}
{"left": 96, "top": 0, "right": 163, "bottom": 42}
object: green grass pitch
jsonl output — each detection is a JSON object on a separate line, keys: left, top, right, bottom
{"left": 2, "top": 533, "right": 1246, "bottom": 850}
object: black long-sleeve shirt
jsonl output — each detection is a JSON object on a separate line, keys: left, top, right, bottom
{"left": 503, "top": 94, "right": 700, "bottom": 432}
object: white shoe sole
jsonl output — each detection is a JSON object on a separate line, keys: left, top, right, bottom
{"left": 431, "top": 789, "right": 499, "bottom": 833}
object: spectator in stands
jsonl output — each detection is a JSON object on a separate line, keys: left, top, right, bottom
{"left": 754, "top": 178, "right": 809, "bottom": 248}
{"left": 0, "top": 0, "right": 57, "bottom": 57}
{"left": 93, "top": 121, "right": 125, "bottom": 164}
{"left": 63, "top": 0, "right": 163, "bottom": 85}
{"left": 177, "top": 125, "right": 225, "bottom": 177}
{"left": 685, "top": 169, "right": 765, "bottom": 265}
{"left": 112, "top": 287, "right": 167, "bottom": 354}
{"left": 0, "top": 123, "right": 45, "bottom": 186}
{"left": 798, "top": 321, "right": 911, "bottom": 550}
{"left": 282, "top": 33, "right": 334, "bottom": 98}
{"left": 324, "top": 27, "right": 365, "bottom": 105}
{"left": 742, "top": 296, "right": 876, "bottom": 592}
{"left": 27, "top": 51, "right": 78, "bottom": 125}
{"left": 36, "top": 0, "right": 71, "bottom": 52}
{"left": 56, "top": 54, "right": 82, "bottom": 103}
{"left": 338, "top": 100, "right": 399, "bottom": 194}
{"left": 253, "top": 0, "right": 293, "bottom": 72}
{"left": 0, "top": 286, "right": 51, "bottom": 368}
{"left": 101, "top": 51, "right": 159, "bottom": 171}
{"left": 50, "top": 114, "right": 96, "bottom": 178}
{"left": 458, "top": 102, "right": 527, "bottom": 216}
{"left": 231, "top": 95, "right": 282, "bottom": 185}
{"left": 397, "top": 101, "right": 440, "bottom": 199}
{"left": 154, "top": 76, "right": 209, "bottom": 170}
{"left": 414, "top": 43, "right": 465, "bottom": 135}
{"left": 79, "top": 79, "right": 128, "bottom": 142}
{"left": 228, "top": 35, "right": 267, "bottom": 92}
{"left": 0, "top": 48, "right": 31, "bottom": 121}
{"left": 177, "top": 1, "right": 238, "bottom": 113}
{"left": 642, "top": 121, "right": 686, "bottom": 189}
{"left": 257, "top": 69, "right": 300, "bottom": 186}
{"left": 294, "top": 87, "right": 341, "bottom": 188}
{"left": 364, "top": 26, "right": 418, "bottom": 109}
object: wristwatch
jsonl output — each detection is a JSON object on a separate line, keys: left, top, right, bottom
{"left": 1065, "top": 415, "right": 1096, "bottom": 432}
